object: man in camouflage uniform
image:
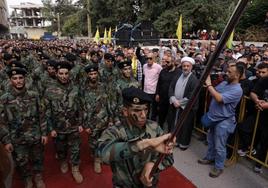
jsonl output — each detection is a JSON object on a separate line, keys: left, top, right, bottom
{"left": 113, "top": 60, "right": 140, "bottom": 122}
{"left": 1, "top": 61, "right": 36, "bottom": 95}
{"left": 82, "top": 64, "right": 111, "bottom": 173}
{"left": 38, "top": 60, "right": 58, "bottom": 97}
{"left": 0, "top": 67, "right": 47, "bottom": 188}
{"left": 44, "top": 61, "right": 84, "bottom": 184}
{"left": 97, "top": 87, "right": 175, "bottom": 188}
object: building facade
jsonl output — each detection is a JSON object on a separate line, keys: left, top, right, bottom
{"left": 9, "top": 2, "right": 48, "bottom": 39}
{"left": 0, "top": 0, "right": 9, "bottom": 34}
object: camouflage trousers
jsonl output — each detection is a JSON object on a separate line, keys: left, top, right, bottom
{"left": 12, "top": 142, "right": 44, "bottom": 180}
{"left": 88, "top": 129, "right": 104, "bottom": 157}
{"left": 55, "top": 132, "right": 81, "bottom": 165}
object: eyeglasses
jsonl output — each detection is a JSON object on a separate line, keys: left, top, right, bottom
{"left": 146, "top": 57, "right": 153, "bottom": 60}
{"left": 165, "top": 61, "right": 171, "bottom": 64}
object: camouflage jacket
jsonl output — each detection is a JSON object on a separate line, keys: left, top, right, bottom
{"left": 44, "top": 81, "right": 83, "bottom": 134}
{"left": 70, "top": 61, "right": 90, "bottom": 85}
{"left": 82, "top": 81, "right": 111, "bottom": 132}
{"left": 112, "top": 77, "right": 140, "bottom": 121}
{"left": 97, "top": 120, "right": 174, "bottom": 188}
{"left": 0, "top": 87, "right": 47, "bottom": 145}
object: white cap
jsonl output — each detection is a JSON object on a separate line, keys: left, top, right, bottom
{"left": 181, "top": 57, "right": 195, "bottom": 65}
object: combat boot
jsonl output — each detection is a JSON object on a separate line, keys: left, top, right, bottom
{"left": 94, "top": 157, "right": 102, "bottom": 174}
{"left": 71, "top": 165, "right": 83, "bottom": 183}
{"left": 25, "top": 176, "right": 33, "bottom": 188}
{"left": 60, "top": 161, "right": 69, "bottom": 173}
{"left": 34, "top": 174, "right": 46, "bottom": 188}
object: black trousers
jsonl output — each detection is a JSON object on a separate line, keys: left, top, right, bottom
{"left": 147, "top": 94, "right": 158, "bottom": 121}
{"left": 158, "top": 100, "right": 170, "bottom": 128}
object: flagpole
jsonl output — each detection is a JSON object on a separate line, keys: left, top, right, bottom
{"left": 149, "top": 0, "right": 249, "bottom": 178}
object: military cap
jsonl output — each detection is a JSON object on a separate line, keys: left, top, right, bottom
{"left": 8, "top": 61, "right": 27, "bottom": 70}
{"left": 90, "top": 51, "right": 98, "bottom": 57}
{"left": 46, "top": 60, "right": 57, "bottom": 68}
{"left": 65, "top": 53, "right": 77, "bottom": 62}
{"left": 38, "top": 52, "right": 50, "bottom": 60}
{"left": 7, "top": 67, "right": 27, "bottom": 78}
{"left": 104, "top": 53, "right": 114, "bottom": 61}
{"left": 80, "top": 49, "right": 87, "bottom": 54}
{"left": 84, "top": 64, "right": 98, "bottom": 73}
{"left": 3, "top": 53, "right": 13, "bottom": 61}
{"left": 56, "top": 61, "right": 72, "bottom": 71}
{"left": 118, "top": 60, "right": 132, "bottom": 69}
{"left": 115, "top": 50, "right": 125, "bottom": 57}
{"left": 122, "top": 87, "right": 152, "bottom": 105}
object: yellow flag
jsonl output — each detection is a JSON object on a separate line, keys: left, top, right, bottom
{"left": 103, "top": 28, "right": 108, "bottom": 44}
{"left": 176, "top": 15, "right": 182, "bottom": 45}
{"left": 94, "top": 28, "right": 100, "bottom": 43}
{"left": 108, "top": 27, "right": 112, "bottom": 43}
{"left": 226, "top": 30, "right": 234, "bottom": 49}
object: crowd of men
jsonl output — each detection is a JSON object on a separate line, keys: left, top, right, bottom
{"left": 0, "top": 38, "right": 267, "bottom": 187}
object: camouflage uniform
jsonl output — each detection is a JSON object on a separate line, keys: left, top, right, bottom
{"left": 70, "top": 60, "right": 90, "bottom": 85}
{"left": 97, "top": 119, "right": 174, "bottom": 188}
{"left": 44, "top": 81, "right": 82, "bottom": 165}
{"left": 113, "top": 76, "right": 140, "bottom": 121}
{"left": 82, "top": 81, "right": 110, "bottom": 156}
{"left": 0, "top": 87, "right": 47, "bottom": 180}
{"left": 99, "top": 65, "right": 119, "bottom": 122}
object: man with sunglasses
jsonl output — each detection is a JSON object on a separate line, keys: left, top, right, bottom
{"left": 143, "top": 53, "right": 162, "bottom": 121}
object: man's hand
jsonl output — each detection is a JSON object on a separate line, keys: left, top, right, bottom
{"left": 173, "top": 100, "right": 180, "bottom": 108}
{"left": 140, "top": 162, "right": 154, "bottom": 187}
{"left": 205, "top": 75, "right": 212, "bottom": 86}
{"left": 78, "top": 126, "right": 83, "bottom": 133}
{"left": 258, "top": 101, "right": 268, "bottom": 110}
{"left": 4, "top": 143, "right": 13, "bottom": 153}
{"left": 150, "top": 134, "right": 176, "bottom": 154}
{"left": 41, "top": 136, "right": 48, "bottom": 145}
{"left": 85, "top": 128, "right": 92, "bottom": 134}
{"left": 51, "top": 130, "right": 57, "bottom": 137}
{"left": 155, "top": 95, "right": 160, "bottom": 102}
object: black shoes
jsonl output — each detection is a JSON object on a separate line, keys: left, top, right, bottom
{"left": 197, "top": 158, "right": 214, "bottom": 165}
{"left": 209, "top": 167, "right": 223, "bottom": 178}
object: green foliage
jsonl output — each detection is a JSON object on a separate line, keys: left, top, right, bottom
{"left": 41, "top": 0, "right": 266, "bottom": 39}
{"left": 237, "top": 0, "right": 268, "bottom": 33}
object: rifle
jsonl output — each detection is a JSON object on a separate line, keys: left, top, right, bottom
{"left": 150, "top": 0, "right": 250, "bottom": 177}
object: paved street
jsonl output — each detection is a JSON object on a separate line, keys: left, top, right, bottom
{"left": 173, "top": 134, "right": 268, "bottom": 188}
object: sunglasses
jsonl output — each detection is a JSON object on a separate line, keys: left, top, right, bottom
{"left": 146, "top": 57, "right": 153, "bottom": 60}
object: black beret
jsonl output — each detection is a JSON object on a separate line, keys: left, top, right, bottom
{"left": 46, "top": 60, "right": 57, "bottom": 68}
{"left": 56, "top": 61, "right": 72, "bottom": 71}
{"left": 3, "top": 53, "right": 13, "bottom": 61}
{"left": 104, "top": 53, "right": 114, "bottom": 61}
{"left": 80, "top": 49, "right": 87, "bottom": 54}
{"left": 122, "top": 87, "right": 152, "bottom": 105}
{"left": 65, "top": 53, "right": 77, "bottom": 62}
{"left": 90, "top": 51, "right": 98, "bottom": 57}
{"left": 7, "top": 67, "right": 27, "bottom": 78}
{"left": 8, "top": 61, "right": 27, "bottom": 70}
{"left": 39, "top": 52, "right": 50, "bottom": 60}
{"left": 115, "top": 50, "right": 125, "bottom": 57}
{"left": 118, "top": 60, "right": 132, "bottom": 69}
{"left": 84, "top": 64, "right": 98, "bottom": 73}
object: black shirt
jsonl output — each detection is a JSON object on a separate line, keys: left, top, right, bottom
{"left": 155, "top": 67, "right": 181, "bottom": 103}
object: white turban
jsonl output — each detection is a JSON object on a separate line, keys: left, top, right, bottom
{"left": 181, "top": 57, "right": 195, "bottom": 65}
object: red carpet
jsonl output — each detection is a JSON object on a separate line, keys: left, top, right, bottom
{"left": 12, "top": 133, "right": 196, "bottom": 188}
